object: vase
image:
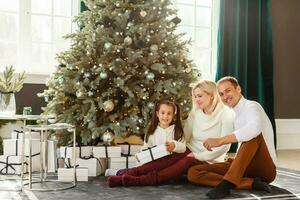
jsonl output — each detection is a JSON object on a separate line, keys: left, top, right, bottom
{"left": 0, "top": 93, "right": 16, "bottom": 116}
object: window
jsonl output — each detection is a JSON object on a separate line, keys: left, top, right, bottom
{"left": 0, "top": 0, "right": 79, "bottom": 82}
{"left": 0, "top": 0, "right": 219, "bottom": 82}
{"left": 172, "top": 0, "right": 219, "bottom": 80}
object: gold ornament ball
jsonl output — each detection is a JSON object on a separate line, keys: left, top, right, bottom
{"left": 103, "top": 100, "right": 114, "bottom": 112}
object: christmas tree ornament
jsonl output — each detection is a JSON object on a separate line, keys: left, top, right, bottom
{"left": 102, "top": 130, "right": 114, "bottom": 144}
{"left": 100, "top": 72, "right": 108, "bottom": 79}
{"left": 84, "top": 72, "right": 91, "bottom": 78}
{"left": 76, "top": 90, "right": 83, "bottom": 98}
{"left": 104, "top": 42, "right": 112, "bottom": 50}
{"left": 88, "top": 91, "right": 94, "bottom": 96}
{"left": 103, "top": 100, "right": 114, "bottom": 112}
{"left": 140, "top": 10, "right": 147, "bottom": 17}
{"left": 146, "top": 72, "right": 155, "bottom": 80}
{"left": 124, "top": 36, "right": 133, "bottom": 45}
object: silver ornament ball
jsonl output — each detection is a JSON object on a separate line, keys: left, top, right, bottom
{"left": 100, "top": 72, "right": 108, "bottom": 79}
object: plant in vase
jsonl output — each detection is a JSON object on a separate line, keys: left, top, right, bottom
{"left": 0, "top": 66, "right": 26, "bottom": 115}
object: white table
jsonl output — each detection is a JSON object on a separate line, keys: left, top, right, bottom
{"left": 22, "top": 123, "right": 77, "bottom": 191}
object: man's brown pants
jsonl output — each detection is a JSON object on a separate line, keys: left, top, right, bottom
{"left": 187, "top": 134, "right": 276, "bottom": 189}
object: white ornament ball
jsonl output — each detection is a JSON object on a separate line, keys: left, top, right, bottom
{"left": 103, "top": 100, "right": 114, "bottom": 112}
{"left": 102, "top": 130, "right": 114, "bottom": 144}
{"left": 146, "top": 72, "right": 155, "bottom": 80}
{"left": 150, "top": 44, "right": 158, "bottom": 52}
{"left": 104, "top": 42, "right": 112, "bottom": 50}
{"left": 100, "top": 72, "right": 108, "bottom": 79}
{"left": 124, "top": 36, "right": 132, "bottom": 45}
{"left": 140, "top": 10, "right": 147, "bottom": 17}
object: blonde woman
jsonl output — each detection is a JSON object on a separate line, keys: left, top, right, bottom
{"left": 108, "top": 80, "right": 234, "bottom": 187}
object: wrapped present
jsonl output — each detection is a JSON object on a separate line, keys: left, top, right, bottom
{"left": 42, "top": 140, "right": 57, "bottom": 173}
{"left": 59, "top": 146, "right": 92, "bottom": 159}
{"left": 3, "top": 139, "right": 40, "bottom": 156}
{"left": 109, "top": 156, "right": 136, "bottom": 170}
{"left": 135, "top": 144, "right": 171, "bottom": 165}
{"left": 93, "top": 146, "right": 121, "bottom": 158}
{"left": 0, "top": 155, "right": 27, "bottom": 175}
{"left": 77, "top": 157, "right": 107, "bottom": 176}
{"left": 11, "top": 130, "right": 40, "bottom": 140}
{"left": 57, "top": 167, "right": 88, "bottom": 182}
{"left": 119, "top": 143, "right": 142, "bottom": 156}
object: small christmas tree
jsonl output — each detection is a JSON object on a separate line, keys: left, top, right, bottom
{"left": 40, "top": 0, "right": 200, "bottom": 144}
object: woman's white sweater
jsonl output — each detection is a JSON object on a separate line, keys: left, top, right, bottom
{"left": 142, "top": 124, "right": 186, "bottom": 153}
{"left": 184, "top": 103, "right": 235, "bottom": 163}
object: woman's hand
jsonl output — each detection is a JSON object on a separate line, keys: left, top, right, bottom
{"left": 166, "top": 141, "right": 175, "bottom": 152}
{"left": 187, "top": 152, "right": 194, "bottom": 157}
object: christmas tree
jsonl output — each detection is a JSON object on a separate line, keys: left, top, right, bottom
{"left": 40, "top": 0, "right": 200, "bottom": 144}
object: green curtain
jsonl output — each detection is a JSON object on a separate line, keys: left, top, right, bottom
{"left": 216, "top": 0, "right": 276, "bottom": 152}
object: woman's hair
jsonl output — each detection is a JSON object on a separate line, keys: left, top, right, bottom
{"left": 190, "top": 80, "right": 222, "bottom": 114}
{"left": 145, "top": 100, "right": 184, "bottom": 143}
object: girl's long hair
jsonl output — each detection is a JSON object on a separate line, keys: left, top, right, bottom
{"left": 145, "top": 100, "right": 184, "bottom": 143}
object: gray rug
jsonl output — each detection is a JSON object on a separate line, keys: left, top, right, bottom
{"left": 1, "top": 168, "right": 300, "bottom": 200}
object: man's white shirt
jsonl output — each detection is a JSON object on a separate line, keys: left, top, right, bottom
{"left": 233, "top": 97, "right": 277, "bottom": 164}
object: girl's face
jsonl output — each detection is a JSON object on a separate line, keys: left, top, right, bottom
{"left": 156, "top": 104, "right": 174, "bottom": 128}
{"left": 193, "top": 87, "right": 213, "bottom": 112}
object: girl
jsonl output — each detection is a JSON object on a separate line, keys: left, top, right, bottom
{"left": 108, "top": 80, "right": 234, "bottom": 187}
{"left": 107, "top": 100, "right": 189, "bottom": 187}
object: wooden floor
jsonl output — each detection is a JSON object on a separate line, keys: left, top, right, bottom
{"left": 277, "top": 149, "right": 300, "bottom": 170}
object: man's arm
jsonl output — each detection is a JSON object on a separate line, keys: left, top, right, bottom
{"left": 203, "top": 134, "right": 237, "bottom": 151}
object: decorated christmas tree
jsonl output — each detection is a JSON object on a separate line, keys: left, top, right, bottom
{"left": 40, "top": 0, "right": 200, "bottom": 144}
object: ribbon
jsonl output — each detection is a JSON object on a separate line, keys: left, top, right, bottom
{"left": 120, "top": 142, "right": 131, "bottom": 156}
{"left": 141, "top": 145, "right": 157, "bottom": 161}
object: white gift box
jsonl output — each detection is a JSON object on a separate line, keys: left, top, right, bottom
{"left": 0, "top": 155, "right": 27, "bottom": 175}
{"left": 93, "top": 146, "right": 121, "bottom": 158}
{"left": 135, "top": 144, "right": 171, "bottom": 165}
{"left": 3, "top": 139, "right": 41, "bottom": 156}
{"left": 119, "top": 144, "right": 142, "bottom": 156}
{"left": 57, "top": 167, "right": 88, "bottom": 182}
{"left": 109, "top": 156, "right": 137, "bottom": 170}
{"left": 77, "top": 158, "right": 107, "bottom": 176}
{"left": 11, "top": 131, "right": 40, "bottom": 140}
{"left": 59, "top": 146, "right": 92, "bottom": 158}
{"left": 42, "top": 140, "right": 57, "bottom": 173}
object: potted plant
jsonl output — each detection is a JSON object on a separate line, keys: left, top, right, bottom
{"left": 0, "top": 66, "right": 26, "bottom": 115}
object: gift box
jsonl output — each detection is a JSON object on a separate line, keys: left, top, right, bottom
{"left": 57, "top": 167, "right": 88, "bottom": 182}
{"left": 11, "top": 130, "right": 40, "bottom": 140}
{"left": 59, "top": 146, "right": 92, "bottom": 159}
{"left": 109, "top": 156, "right": 136, "bottom": 170}
{"left": 135, "top": 144, "right": 171, "bottom": 165}
{"left": 3, "top": 139, "right": 41, "bottom": 156}
{"left": 42, "top": 140, "right": 57, "bottom": 173}
{"left": 77, "top": 157, "right": 107, "bottom": 176}
{"left": 0, "top": 155, "right": 27, "bottom": 175}
{"left": 93, "top": 146, "right": 121, "bottom": 158}
{"left": 119, "top": 143, "right": 142, "bottom": 156}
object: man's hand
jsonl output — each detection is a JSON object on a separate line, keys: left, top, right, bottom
{"left": 166, "top": 141, "right": 175, "bottom": 152}
{"left": 203, "top": 138, "right": 222, "bottom": 151}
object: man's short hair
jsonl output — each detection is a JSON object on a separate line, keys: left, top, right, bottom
{"left": 217, "top": 76, "right": 239, "bottom": 88}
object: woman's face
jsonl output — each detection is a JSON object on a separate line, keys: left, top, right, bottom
{"left": 193, "top": 87, "right": 213, "bottom": 112}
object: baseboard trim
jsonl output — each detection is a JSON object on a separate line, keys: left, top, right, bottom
{"left": 276, "top": 119, "right": 300, "bottom": 150}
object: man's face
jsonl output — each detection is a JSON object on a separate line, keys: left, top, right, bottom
{"left": 218, "top": 81, "right": 241, "bottom": 108}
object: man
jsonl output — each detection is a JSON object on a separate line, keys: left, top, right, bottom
{"left": 187, "top": 76, "right": 276, "bottom": 199}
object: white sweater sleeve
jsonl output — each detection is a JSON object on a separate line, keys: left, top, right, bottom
{"left": 194, "top": 110, "right": 234, "bottom": 162}
{"left": 141, "top": 135, "right": 152, "bottom": 150}
{"left": 234, "top": 104, "right": 263, "bottom": 142}
{"left": 172, "top": 138, "right": 186, "bottom": 153}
